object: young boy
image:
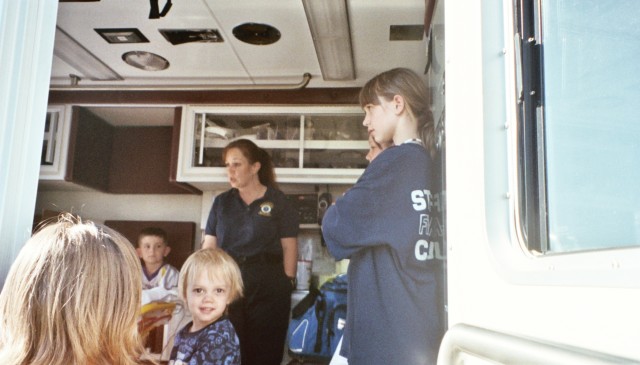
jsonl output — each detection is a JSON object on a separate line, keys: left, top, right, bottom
{"left": 170, "top": 248, "right": 243, "bottom": 365}
{"left": 137, "top": 227, "right": 179, "bottom": 304}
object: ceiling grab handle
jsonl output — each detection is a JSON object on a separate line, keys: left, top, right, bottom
{"left": 49, "top": 73, "right": 312, "bottom": 91}
{"left": 149, "top": 0, "right": 172, "bottom": 19}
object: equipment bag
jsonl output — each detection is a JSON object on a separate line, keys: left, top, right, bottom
{"left": 288, "top": 274, "right": 348, "bottom": 359}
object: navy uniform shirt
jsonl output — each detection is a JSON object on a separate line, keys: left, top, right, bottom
{"left": 205, "top": 186, "right": 299, "bottom": 258}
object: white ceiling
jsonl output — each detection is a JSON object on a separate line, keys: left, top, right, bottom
{"left": 51, "top": 0, "right": 429, "bottom": 89}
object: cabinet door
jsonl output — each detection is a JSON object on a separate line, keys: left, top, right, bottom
{"left": 177, "top": 106, "right": 368, "bottom": 190}
{"left": 40, "top": 105, "right": 71, "bottom": 180}
{"left": 301, "top": 113, "right": 369, "bottom": 169}
{"left": 192, "top": 112, "right": 302, "bottom": 168}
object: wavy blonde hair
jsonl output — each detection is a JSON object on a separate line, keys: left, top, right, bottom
{"left": 0, "top": 214, "right": 145, "bottom": 365}
{"left": 179, "top": 248, "right": 244, "bottom": 305}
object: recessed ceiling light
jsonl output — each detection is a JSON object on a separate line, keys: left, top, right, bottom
{"left": 122, "top": 51, "right": 169, "bottom": 71}
{"left": 96, "top": 28, "right": 149, "bottom": 44}
{"left": 232, "top": 23, "right": 280, "bottom": 45}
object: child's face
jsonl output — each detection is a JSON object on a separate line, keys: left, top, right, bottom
{"left": 137, "top": 235, "right": 170, "bottom": 267}
{"left": 186, "top": 270, "right": 231, "bottom": 332}
{"left": 362, "top": 95, "right": 399, "bottom": 146}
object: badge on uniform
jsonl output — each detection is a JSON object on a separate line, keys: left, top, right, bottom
{"left": 259, "top": 202, "right": 274, "bottom": 217}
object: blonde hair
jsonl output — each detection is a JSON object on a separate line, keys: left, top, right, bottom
{"left": 0, "top": 214, "right": 145, "bottom": 365}
{"left": 179, "top": 249, "right": 244, "bottom": 304}
{"left": 359, "top": 67, "right": 436, "bottom": 157}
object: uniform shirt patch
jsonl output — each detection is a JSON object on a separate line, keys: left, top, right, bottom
{"left": 259, "top": 202, "right": 274, "bottom": 217}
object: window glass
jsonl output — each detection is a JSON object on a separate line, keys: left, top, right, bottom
{"left": 541, "top": 0, "right": 640, "bottom": 251}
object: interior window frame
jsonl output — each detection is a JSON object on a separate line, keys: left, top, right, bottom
{"left": 515, "top": 0, "right": 549, "bottom": 254}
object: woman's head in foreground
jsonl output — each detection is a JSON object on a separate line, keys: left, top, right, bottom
{"left": 0, "top": 214, "right": 144, "bottom": 365}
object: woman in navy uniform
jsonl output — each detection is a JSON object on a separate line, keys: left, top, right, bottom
{"left": 203, "top": 139, "right": 299, "bottom": 365}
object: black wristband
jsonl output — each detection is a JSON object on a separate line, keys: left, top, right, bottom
{"left": 288, "top": 276, "right": 297, "bottom": 289}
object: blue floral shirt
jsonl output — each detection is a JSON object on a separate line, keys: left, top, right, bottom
{"left": 169, "top": 316, "right": 240, "bottom": 365}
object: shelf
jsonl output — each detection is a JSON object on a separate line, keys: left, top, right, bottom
{"left": 198, "top": 137, "right": 301, "bottom": 149}
{"left": 302, "top": 140, "right": 368, "bottom": 149}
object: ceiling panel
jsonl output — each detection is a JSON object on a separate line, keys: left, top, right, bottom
{"left": 52, "top": 0, "right": 248, "bottom": 85}
{"left": 50, "top": 0, "right": 428, "bottom": 88}
{"left": 350, "top": 0, "right": 428, "bottom": 82}
{"left": 203, "top": 0, "right": 321, "bottom": 83}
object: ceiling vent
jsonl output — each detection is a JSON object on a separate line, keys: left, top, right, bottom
{"left": 232, "top": 23, "right": 281, "bottom": 45}
{"left": 159, "top": 29, "right": 224, "bottom": 45}
{"left": 95, "top": 28, "right": 149, "bottom": 43}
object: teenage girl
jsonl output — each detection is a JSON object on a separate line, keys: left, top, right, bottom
{"left": 322, "top": 68, "right": 442, "bottom": 365}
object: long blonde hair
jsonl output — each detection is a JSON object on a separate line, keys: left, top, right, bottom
{"left": 0, "top": 214, "right": 145, "bottom": 365}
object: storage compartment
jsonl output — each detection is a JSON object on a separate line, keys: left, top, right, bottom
{"left": 177, "top": 105, "right": 369, "bottom": 190}
{"left": 39, "top": 105, "right": 199, "bottom": 194}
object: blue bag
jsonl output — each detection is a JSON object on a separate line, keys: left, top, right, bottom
{"left": 288, "top": 274, "right": 348, "bottom": 359}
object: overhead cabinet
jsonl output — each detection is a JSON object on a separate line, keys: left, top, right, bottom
{"left": 39, "top": 105, "right": 196, "bottom": 194}
{"left": 177, "top": 106, "right": 369, "bottom": 189}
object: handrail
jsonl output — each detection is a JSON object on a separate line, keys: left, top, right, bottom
{"left": 438, "top": 324, "right": 639, "bottom": 365}
{"left": 48, "top": 72, "right": 312, "bottom": 91}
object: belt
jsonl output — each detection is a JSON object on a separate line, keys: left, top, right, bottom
{"left": 232, "top": 252, "right": 282, "bottom": 266}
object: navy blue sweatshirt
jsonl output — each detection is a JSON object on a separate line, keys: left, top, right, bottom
{"left": 322, "top": 143, "right": 442, "bottom": 365}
